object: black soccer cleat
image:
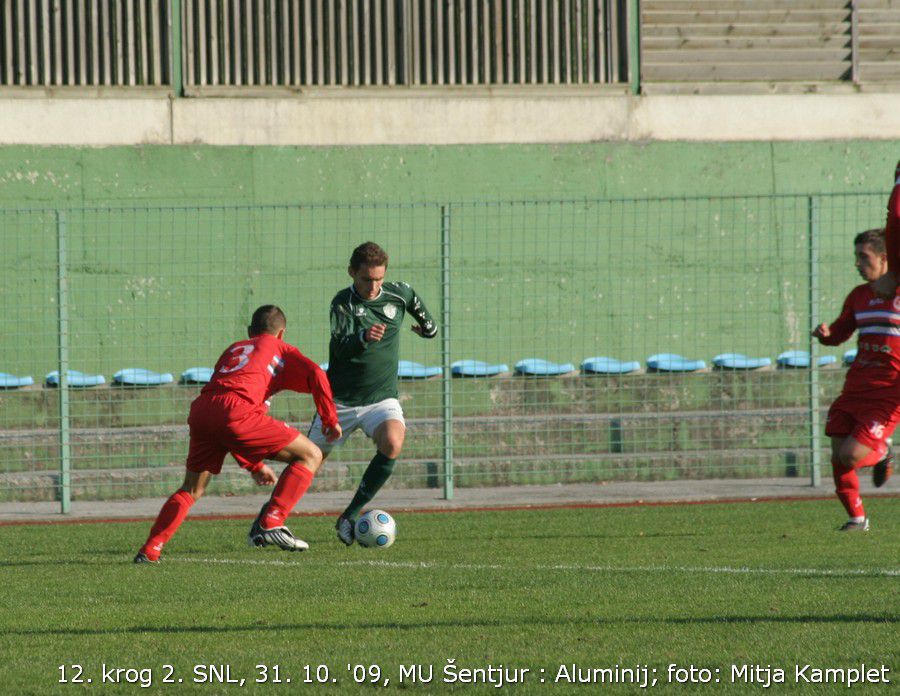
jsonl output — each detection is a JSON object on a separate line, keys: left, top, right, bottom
{"left": 873, "top": 445, "right": 893, "bottom": 488}
{"left": 133, "top": 552, "right": 159, "bottom": 564}
{"left": 248, "top": 503, "right": 309, "bottom": 552}
{"left": 335, "top": 516, "right": 355, "bottom": 546}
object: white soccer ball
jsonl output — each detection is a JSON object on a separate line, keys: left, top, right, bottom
{"left": 354, "top": 509, "right": 396, "bottom": 548}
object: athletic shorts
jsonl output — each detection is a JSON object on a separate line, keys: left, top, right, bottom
{"left": 307, "top": 397, "right": 405, "bottom": 455}
{"left": 185, "top": 394, "right": 301, "bottom": 474}
{"left": 825, "top": 391, "right": 900, "bottom": 450}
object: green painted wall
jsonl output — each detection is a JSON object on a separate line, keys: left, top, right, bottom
{"left": 0, "top": 141, "right": 897, "bottom": 382}
{"left": 0, "top": 141, "right": 897, "bottom": 207}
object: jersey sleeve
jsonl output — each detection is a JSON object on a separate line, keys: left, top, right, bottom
{"left": 401, "top": 283, "right": 438, "bottom": 338}
{"left": 817, "top": 292, "right": 857, "bottom": 346}
{"left": 329, "top": 296, "right": 368, "bottom": 359}
{"left": 887, "top": 164, "right": 900, "bottom": 275}
{"left": 273, "top": 345, "right": 339, "bottom": 429}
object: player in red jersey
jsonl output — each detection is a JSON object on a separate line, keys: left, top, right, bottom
{"left": 134, "top": 305, "right": 341, "bottom": 563}
{"left": 813, "top": 229, "right": 895, "bottom": 532}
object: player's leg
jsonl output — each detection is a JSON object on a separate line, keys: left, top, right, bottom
{"left": 339, "top": 402, "right": 405, "bottom": 531}
{"left": 136, "top": 468, "right": 213, "bottom": 562}
{"left": 256, "top": 434, "right": 324, "bottom": 530}
{"left": 831, "top": 437, "right": 869, "bottom": 531}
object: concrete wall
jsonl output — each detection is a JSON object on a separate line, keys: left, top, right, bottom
{"left": 1, "top": 91, "right": 900, "bottom": 147}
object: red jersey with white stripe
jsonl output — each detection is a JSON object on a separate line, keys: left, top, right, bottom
{"left": 818, "top": 283, "right": 900, "bottom": 396}
{"left": 201, "top": 333, "right": 338, "bottom": 428}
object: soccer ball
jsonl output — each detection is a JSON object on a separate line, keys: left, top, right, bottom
{"left": 354, "top": 509, "right": 396, "bottom": 548}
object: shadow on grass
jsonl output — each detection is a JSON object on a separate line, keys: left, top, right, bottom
{"left": 5, "top": 614, "right": 897, "bottom": 638}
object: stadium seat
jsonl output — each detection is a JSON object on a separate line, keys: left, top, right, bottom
{"left": 319, "top": 362, "right": 328, "bottom": 371}
{"left": 180, "top": 367, "right": 214, "bottom": 384}
{"left": 451, "top": 360, "right": 509, "bottom": 377}
{"left": 397, "top": 360, "right": 442, "bottom": 379}
{"left": 0, "top": 373, "right": 34, "bottom": 389}
{"left": 45, "top": 370, "right": 105, "bottom": 387}
{"left": 514, "top": 359, "right": 576, "bottom": 376}
{"left": 113, "top": 368, "right": 174, "bottom": 386}
{"left": 581, "top": 357, "right": 641, "bottom": 375}
{"left": 776, "top": 351, "right": 837, "bottom": 369}
{"left": 646, "top": 353, "right": 706, "bottom": 373}
{"left": 712, "top": 354, "right": 772, "bottom": 370}
{"left": 843, "top": 349, "right": 857, "bottom": 366}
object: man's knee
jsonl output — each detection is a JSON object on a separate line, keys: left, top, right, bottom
{"left": 379, "top": 434, "right": 404, "bottom": 459}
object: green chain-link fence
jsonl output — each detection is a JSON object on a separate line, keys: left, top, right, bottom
{"left": 0, "top": 192, "right": 888, "bottom": 508}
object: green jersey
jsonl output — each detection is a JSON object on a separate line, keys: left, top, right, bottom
{"left": 327, "top": 281, "right": 437, "bottom": 406}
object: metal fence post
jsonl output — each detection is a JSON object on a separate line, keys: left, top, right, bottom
{"left": 628, "top": 0, "right": 641, "bottom": 94}
{"left": 170, "top": 0, "right": 184, "bottom": 95}
{"left": 808, "top": 196, "right": 821, "bottom": 488}
{"left": 441, "top": 204, "right": 454, "bottom": 500}
{"left": 57, "top": 210, "right": 71, "bottom": 513}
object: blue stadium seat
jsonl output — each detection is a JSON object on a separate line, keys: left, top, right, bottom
{"left": 843, "top": 349, "right": 857, "bottom": 366}
{"left": 397, "top": 360, "right": 442, "bottom": 379}
{"left": 451, "top": 360, "right": 509, "bottom": 377}
{"left": 180, "top": 367, "right": 214, "bottom": 384}
{"left": 113, "top": 368, "right": 174, "bottom": 386}
{"left": 45, "top": 370, "right": 105, "bottom": 387}
{"left": 319, "top": 362, "right": 329, "bottom": 371}
{"left": 646, "top": 353, "right": 706, "bottom": 373}
{"left": 0, "top": 373, "right": 33, "bottom": 389}
{"left": 581, "top": 357, "right": 641, "bottom": 375}
{"left": 514, "top": 359, "right": 576, "bottom": 376}
{"left": 776, "top": 351, "right": 837, "bottom": 369}
{"left": 712, "top": 353, "right": 772, "bottom": 370}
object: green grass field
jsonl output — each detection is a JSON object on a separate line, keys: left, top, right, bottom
{"left": 2, "top": 499, "right": 898, "bottom": 694}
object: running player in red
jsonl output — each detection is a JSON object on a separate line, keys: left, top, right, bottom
{"left": 813, "top": 228, "right": 895, "bottom": 532}
{"left": 134, "top": 305, "right": 341, "bottom": 563}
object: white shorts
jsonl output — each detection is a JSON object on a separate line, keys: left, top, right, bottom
{"left": 307, "top": 398, "right": 405, "bottom": 454}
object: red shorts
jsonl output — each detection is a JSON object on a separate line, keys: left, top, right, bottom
{"left": 185, "top": 394, "right": 300, "bottom": 474}
{"left": 825, "top": 392, "right": 900, "bottom": 450}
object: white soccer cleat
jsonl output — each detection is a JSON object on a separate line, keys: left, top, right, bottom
{"left": 838, "top": 518, "right": 870, "bottom": 532}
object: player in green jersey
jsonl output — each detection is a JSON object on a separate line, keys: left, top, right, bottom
{"left": 307, "top": 241, "right": 438, "bottom": 545}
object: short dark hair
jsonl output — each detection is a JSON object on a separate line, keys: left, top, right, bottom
{"left": 349, "top": 241, "right": 389, "bottom": 270}
{"left": 248, "top": 305, "right": 286, "bottom": 336}
{"left": 854, "top": 228, "right": 886, "bottom": 253}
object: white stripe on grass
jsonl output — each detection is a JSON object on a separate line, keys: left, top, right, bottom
{"left": 172, "top": 557, "right": 900, "bottom": 577}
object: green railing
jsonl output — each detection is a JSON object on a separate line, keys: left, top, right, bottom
{"left": 0, "top": 192, "right": 887, "bottom": 508}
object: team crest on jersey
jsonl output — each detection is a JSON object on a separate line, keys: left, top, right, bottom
{"left": 355, "top": 306, "right": 367, "bottom": 317}
{"left": 893, "top": 296, "right": 900, "bottom": 312}
{"left": 384, "top": 304, "right": 398, "bottom": 319}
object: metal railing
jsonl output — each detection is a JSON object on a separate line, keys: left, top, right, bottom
{"left": 0, "top": 1, "right": 171, "bottom": 87}
{"left": 0, "top": 192, "right": 888, "bottom": 508}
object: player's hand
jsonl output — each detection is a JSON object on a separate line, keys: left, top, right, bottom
{"left": 251, "top": 465, "right": 277, "bottom": 486}
{"left": 323, "top": 423, "right": 343, "bottom": 442}
{"left": 811, "top": 323, "right": 830, "bottom": 339}
{"left": 364, "top": 324, "right": 386, "bottom": 342}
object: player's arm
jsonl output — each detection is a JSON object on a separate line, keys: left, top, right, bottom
{"left": 812, "top": 294, "right": 855, "bottom": 346}
{"left": 280, "top": 346, "right": 341, "bottom": 440}
{"left": 887, "top": 160, "right": 900, "bottom": 275}
{"left": 330, "top": 300, "right": 369, "bottom": 357}
{"left": 402, "top": 284, "right": 438, "bottom": 338}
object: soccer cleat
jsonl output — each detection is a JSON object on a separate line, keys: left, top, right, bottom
{"left": 248, "top": 503, "right": 309, "bottom": 552}
{"left": 838, "top": 518, "right": 870, "bottom": 532}
{"left": 335, "top": 516, "right": 355, "bottom": 546}
{"left": 873, "top": 445, "right": 893, "bottom": 488}
{"left": 133, "top": 552, "right": 159, "bottom": 564}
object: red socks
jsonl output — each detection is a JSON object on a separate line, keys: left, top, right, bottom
{"left": 262, "top": 464, "right": 315, "bottom": 529}
{"left": 833, "top": 464, "right": 864, "bottom": 518}
{"left": 140, "top": 490, "right": 196, "bottom": 561}
{"left": 831, "top": 443, "right": 885, "bottom": 518}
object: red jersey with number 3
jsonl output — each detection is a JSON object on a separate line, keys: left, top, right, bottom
{"left": 201, "top": 333, "right": 338, "bottom": 428}
{"left": 818, "top": 283, "right": 900, "bottom": 396}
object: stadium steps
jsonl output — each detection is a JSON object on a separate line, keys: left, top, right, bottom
{"left": 640, "top": 0, "right": 900, "bottom": 85}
